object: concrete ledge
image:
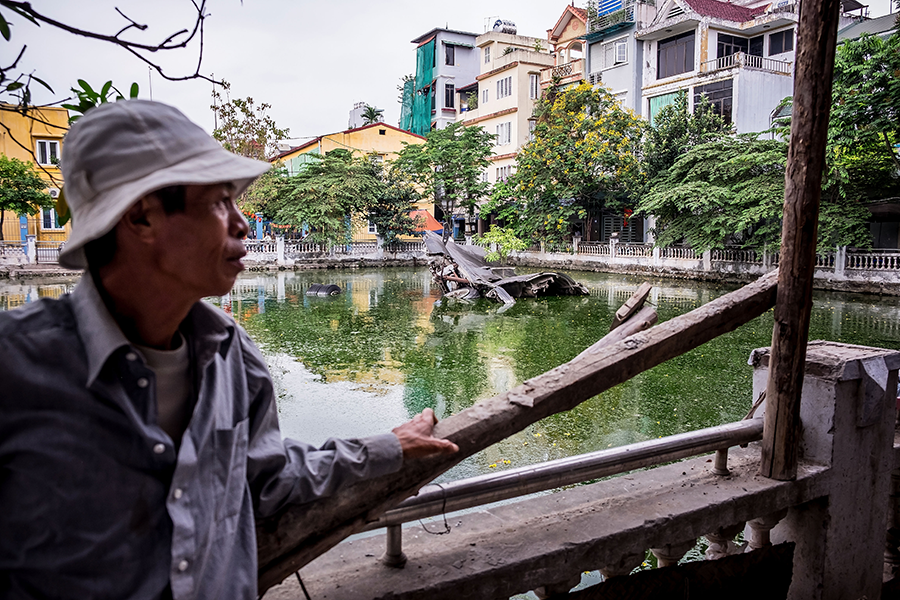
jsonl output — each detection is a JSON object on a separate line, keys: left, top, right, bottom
{"left": 264, "top": 446, "right": 830, "bottom": 600}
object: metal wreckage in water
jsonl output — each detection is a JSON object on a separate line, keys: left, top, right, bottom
{"left": 424, "top": 231, "right": 589, "bottom": 306}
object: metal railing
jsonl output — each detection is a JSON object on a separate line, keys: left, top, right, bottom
{"left": 587, "top": 0, "right": 636, "bottom": 34}
{"left": 700, "top": 52, "right": 792, "bottom": 75}
{"left": 365, "top": 420, "right": 763, "bottom": 561}
{"left": 35, "top": 241, "right": 64, "bottom": 264}
{"left": 541, "top": 59, "right": 584, "bottom": 83}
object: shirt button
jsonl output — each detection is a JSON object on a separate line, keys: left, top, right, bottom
{"left": 173, "top": 488, "right": 183, "bottom": 500}
{"left": 153, "top": 443, "right": 166, "bottom": 454}
{"left": 125, "top": 352, "right": 138, "bottom": 361}
{"left": 178, "top": 559, "right": 189, "bottom": 572}
{"left": 137, "top": 377, "right": 149, "bottom": 388}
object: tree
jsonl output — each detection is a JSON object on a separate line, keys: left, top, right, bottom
{"left": 0, "top": 1, "right": 214, "bottom": 158}
{"left": 511, "top": 82, "right": 646, "bottom": 242}
{"left": 636, "top": 136, "right": 871, "bottom": 251}
{"left": 642, "top": 90, "right": 732, "bottom": 185}
{"left": 394, "top": 121, "right": 494, "bottom": 239}
{"left": 211, "top": 81, "right": 289, "bottom": 162}
{"left": 269, "top": 150, "right": 418, "bottom": 248}
{"left": 473, "top": 225, "right": 527, "bottom": 263}
{"left": 361, "top": 105, "right": 384, "bottom": 125}
{"left": 0, "top": 155, "right": 54, "bottom": 240}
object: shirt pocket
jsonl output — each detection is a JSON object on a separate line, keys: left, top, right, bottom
{"left": 213, "top": 418, "right": 249, "bottom": 523}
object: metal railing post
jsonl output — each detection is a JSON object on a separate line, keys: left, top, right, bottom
{"left": 380, "top": 524, "right": 407, "bottom": 568}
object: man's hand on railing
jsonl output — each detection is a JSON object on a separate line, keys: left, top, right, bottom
{"left": 392, "top": 408, "right": 459, "bottom": 460}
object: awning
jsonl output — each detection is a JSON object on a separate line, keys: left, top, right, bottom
{"left": 442, "top": 40, "right": 474, "bottom": 48}
{"left": 410, "top": 210, "right": 444, "bottom": 233}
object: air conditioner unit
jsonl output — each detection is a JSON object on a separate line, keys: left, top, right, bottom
{"left": 49, "top": 188, "right": 59, "bottom": 199}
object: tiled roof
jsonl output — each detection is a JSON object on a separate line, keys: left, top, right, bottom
{"left": 681, "top": 0, "right": 767, "bottom": 22}
{"left": 571, "top": 6, "right": 588, "bottom": 21}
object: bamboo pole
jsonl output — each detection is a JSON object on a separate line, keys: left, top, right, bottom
{"left": 759, "top": 0, "right": 842, "bottom": 480}
{"left": 258, "top": 271, "right": 778, "bottom": 591}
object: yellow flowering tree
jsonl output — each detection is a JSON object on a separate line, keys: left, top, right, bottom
{"left": 508, "top": 82, "right": 646, "bottom": 243}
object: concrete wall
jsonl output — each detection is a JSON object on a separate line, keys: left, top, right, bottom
{"left": 735, "top": 69, "right": 794, "bottom": 135}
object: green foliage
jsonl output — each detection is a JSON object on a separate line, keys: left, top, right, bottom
{"left": 637, "top": 136, "right": 871, "bottom": 251}
{"left": 0, "top": 155, "right": 54, "bottom": 240}
{"left": 473, "top": 225, "right": 527, "bottom": 263}
{"left": 642, "top": 90, "right": 732, "bottom": 185}
{"left": 62, "top": 79, "right": 139, "bottom": 123}
{"left": 361, "top": 105, "right": 384, "bottom": 125}
{"left": 211, "top": 80, "right": 289, "bottom": 161}
{"left": 394, "top": 121, "right": 494, "bottom": 236}
{"left": 267, "top": 151, "right": 419, "bottom": 247}
{"left": 511, "top": 82, "right": 646, "bottom": 242}
{"left": 241, "top": 163, "right": 290, "bottom": 221}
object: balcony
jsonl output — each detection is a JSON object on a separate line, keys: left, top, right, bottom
{"left": 587, "top": 0, "right": 637, "bottom": 35}
{"left": 701, "top": 51, "right": 793, "bottom": 76}
{"left": 540, "top": 58, "right": 584, "bottom": 87}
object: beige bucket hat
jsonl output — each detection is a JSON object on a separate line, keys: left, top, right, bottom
{"left": 59, "top": 99, "right": 270, "bottom": 269}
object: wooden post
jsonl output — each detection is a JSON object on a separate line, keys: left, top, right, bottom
{"left": 759, "top": 0, "right": 841, "bottom": 480}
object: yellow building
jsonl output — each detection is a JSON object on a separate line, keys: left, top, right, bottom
{"left": 272, "top": 122, "right": 435, "bottom": 241}
{"left": 0, "top": 103, "right": 70, "bottom": 242}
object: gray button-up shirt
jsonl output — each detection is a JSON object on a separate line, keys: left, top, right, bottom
{"left": 0, "top": 274, "right": 403, "bottom": 599}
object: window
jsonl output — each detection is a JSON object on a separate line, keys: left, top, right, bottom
{"left": 529, "top": 73, "right": 540, "bottom": 99}
{"left": 484, "top": 46, "right": 491, "bottom": 64}
{"left": 495, "top": 121, "right": 512, "bottom": 145}
{"left": 445, "top": 83, "right": 455, "bottom": 108}
{"left": 496, "top": 76, "right": 512, "bottom": 99}
{"left": 717, "top": 33, "right": 748, "bottom": 59}
{"left": 495, "top": 165, "right": 512, "bottom": 181}
{"left": 482, "top": 171, "right": 489, "bottom": 183}
{"left": 368, "top": 220, "right": 378, "bottom": 234}
{"left": 36, "top": 140, "right": 59, "bottom": 166}
{"left": 528, "top": 119, "right": 537, "bottom": 141}
{"left": 482, "top": 89, "right": 488, "bottom": 105}
{"left": 430, "top": 84, "right": 436, "bottom": 111}
{"left": 657, "top": 31, "right": 695, "bottom": 79}
{"left": 749, "top": 35, "right": 764, "bottom": 57}
{"left": 694, "top": 79, "right": 733, "bottom": 124}
{"left": 615, "top": 39, "right": 628, "bottom": 64}
{"left": 379, "top": 129, "right": 386, "bottom": 135}
{"left": 445, "top": 44, "right": 455, "bottom": 66}
{"left": 769, "top": 29, "right": 794, "bottom": 55}
{"left": 41, "top": 207, "right": 62, "bottom": 230}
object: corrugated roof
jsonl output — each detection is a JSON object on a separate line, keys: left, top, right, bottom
{"left": 837, "top": 14, "right": 898, "bottom": 41}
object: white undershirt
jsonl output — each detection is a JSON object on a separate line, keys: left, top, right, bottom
{"left": 136, "top": 333, "right": 192, "bottom": 446}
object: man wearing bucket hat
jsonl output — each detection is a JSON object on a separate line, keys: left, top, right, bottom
{"left": 0, "top": 100, "right": 458, "bottom": 599}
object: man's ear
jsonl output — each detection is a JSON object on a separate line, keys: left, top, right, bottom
{"left": 120, "top": 196, "right": 159, "bottom": 241}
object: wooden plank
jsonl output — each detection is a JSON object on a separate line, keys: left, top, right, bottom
{"left": 257, "top": 270, "right": 778, "bottom": 592}
{"left": 611, "top": 282, "right": 653, "bottom": 331}
{"left": 759, "top": 0, "right": 841, "bottom": 481}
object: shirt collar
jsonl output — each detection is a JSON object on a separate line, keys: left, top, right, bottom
{"left": 71, "top": 272, "right": 132, "bottom": 387}
{"left": 71, "top": 273, "right": 237, "bottom": 386}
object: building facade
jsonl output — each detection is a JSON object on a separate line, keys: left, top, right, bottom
{"left": 0, "top": 104, "right": 70, "bottom": 243}
{"left": 540, "top": 5, "right": 588, "bottom": 91}
{"left": 401, "top": 28, "right": 480, "bottom": 136}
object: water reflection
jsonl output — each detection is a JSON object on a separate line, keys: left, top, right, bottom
{"left": 4, "top": 270, "right": 900, "bottom": 482}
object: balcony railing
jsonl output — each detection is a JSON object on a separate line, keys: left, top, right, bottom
{"left": 540, "top": 58, "right": 584, "bottom": 84}
{"left": 700, "top": 51, "right": 793, "bottom": 75}
{"left": 587, "top": 0, "right": 637, "bottom": 35}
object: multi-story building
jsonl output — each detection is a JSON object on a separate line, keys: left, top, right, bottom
{"left": 458, "top": 31, "right": 553, "bottom": 185}
{"left": 401, "top": 28, "right": 480, "bottom": 136}
{"left": 540, "top": 5, "right": 588, "bottom": 91}
{"left": 0, "top": 104, "right": 70, "bottom": 243}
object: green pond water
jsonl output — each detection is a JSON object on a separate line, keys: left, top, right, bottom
{"left": 7, "top": 268, "right": 897, "bottom": 484}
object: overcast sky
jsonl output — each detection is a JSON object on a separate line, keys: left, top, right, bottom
{"left": 8, "top": 0, "right": 895, "bottom": 145}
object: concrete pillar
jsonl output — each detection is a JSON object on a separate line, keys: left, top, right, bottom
{"left": 540, "top": 241, "right": 545, "bottom": 255}
{"left": 834, "top": 246, "right": 846, "bottom": 278}
{"left": 573, "top": 238, "right": 579, "bottom": 255}
{"left": 276, "top": 235, "right": 285, "bottom": 265}
{"left": 750, "top": 341, "right": 900, "bottom": 600}
{"left": 25, "top": 235, "right": 36, "bottom": 264}
{"left": 652, "top": 245, "right": 660, "bottom": 267}
{"left": 702, "top": 249, "right": 712, "bottom": 271}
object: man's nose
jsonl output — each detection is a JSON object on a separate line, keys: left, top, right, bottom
{"left": 231, "top": 202, "right": 250, "bottom": 238}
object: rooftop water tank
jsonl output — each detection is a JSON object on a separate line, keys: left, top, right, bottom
{"left": 492, "top": 19, "right": 517, "bottom": 35}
